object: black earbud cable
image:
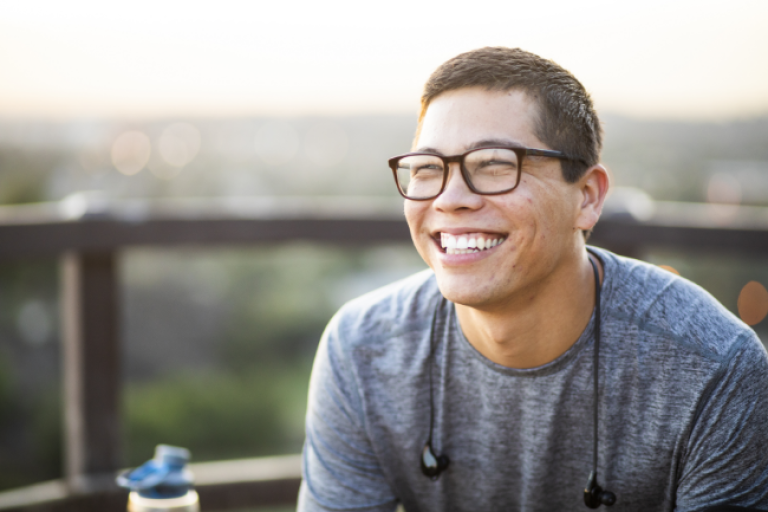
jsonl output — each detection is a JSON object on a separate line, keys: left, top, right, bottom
{"left": 585, "top": 255, "right": 615, "bottom": 508}
{"left": 421, "top": 296, "right": 450, "bottom": 480}
{"left": 426, "top": 297, "right": 444, "bottom": 448}
{"left": 422, "top": 256, "right": 614, "bottom": 507}
{"left": 591, "top": 257, "right": 601, "bottom": 480}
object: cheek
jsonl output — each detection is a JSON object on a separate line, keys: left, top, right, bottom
{"left": 505, "top": 190, "right": 570, "bottom": 244}
{"left": 404, "top": 202, "right": 432, "bottom": 258}
{"left": 404, "top": 202, "right": 425, "bottom": 233}
{"left": 501, "top": 190, "right": 544, "bottom": 229}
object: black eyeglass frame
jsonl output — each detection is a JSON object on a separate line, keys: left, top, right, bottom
{"left": 387, "top": 145, "right": 584, "bottom": 201}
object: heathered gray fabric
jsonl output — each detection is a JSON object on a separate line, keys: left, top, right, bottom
{"left": 299, "top": 248, "right": 768, "bottom": 511}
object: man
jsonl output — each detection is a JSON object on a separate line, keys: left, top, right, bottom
{"left": 298, "top": 47, "right": 768, "bottom": 511}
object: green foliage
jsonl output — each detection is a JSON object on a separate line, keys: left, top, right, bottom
{"left": 0, "top": 147, "right": 62, "bottom": 204}
{"left": 218, "top": 244, "right": 366, "bottom": 369}
{"left": 29, "top": 390, "right": 63, "bottom": 480}
{"left": 0, "top": 387, "right": 62, "bottom": 490}
{"left": 124, "top": 362, "right": 311, "bottom": 466}
{"left": 0, "top": 354, "right": 10, "bottom": 418}
{"left": 0, "top": 259, "right": 61, "bottom": 491}
{"left": 121, "top": 243, "right": 425, "bottom": 468}
{"left": 0, "top": 260, "right": 58, "bottom": 327}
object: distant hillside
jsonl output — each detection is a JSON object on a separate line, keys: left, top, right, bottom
{"left": 0, "top": 114, "right": 767, "bottom": 205}
{"left": 601, "top": 114, "right": 768, "bottom": 203}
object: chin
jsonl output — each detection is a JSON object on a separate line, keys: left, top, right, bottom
{"left": 433, "top": 273, "right": 499, "bottom": 308}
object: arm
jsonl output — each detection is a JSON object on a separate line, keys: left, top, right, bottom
{"left": 676, "top": 334, "right": 768, "bottom": 511}
{"left": 298, "top": 313, "right": 399, "bottom": 512}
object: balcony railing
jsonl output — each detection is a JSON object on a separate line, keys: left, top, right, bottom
{"left": 0, "top": 195, "right": 766, "bottom": 511}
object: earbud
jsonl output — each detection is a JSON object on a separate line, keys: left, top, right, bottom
{"left": 584, "top": 471, "right": 616, "bottom": 508}
{"left": 582, "top": 258, "right": 617, "bottom": 509}
{"left": 421, "top": 443, "right": 449, "bottom": 480}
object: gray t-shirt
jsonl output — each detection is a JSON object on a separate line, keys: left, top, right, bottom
{"left": 299, "top": 248, "right": 768, "bottom": 511}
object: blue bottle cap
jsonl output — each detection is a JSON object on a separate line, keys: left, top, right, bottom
{"left": 117, "top": 445, "right": 194, "bottom": 499}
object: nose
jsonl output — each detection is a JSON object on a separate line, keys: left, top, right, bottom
{"left": 432, "top": 163, "right": 484, "bottom": 212}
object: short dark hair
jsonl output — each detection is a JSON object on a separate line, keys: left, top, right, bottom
{"left": 418, "top": 47, "right": 602, "bottom": 183}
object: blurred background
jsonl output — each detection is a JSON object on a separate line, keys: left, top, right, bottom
{"left": 1, "top": 0, "right": 767, "bottom": 503}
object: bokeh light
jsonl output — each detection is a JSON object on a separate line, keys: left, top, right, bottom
{"left": 78, "top": 149, "right": 106, "bottom": 174}
{"left": 254, "top": 121, "right": 299, "bottom": 166}
{"left": 158, "top": 122, "right": 201, "bottom": 168}
{"left": 707, "top": 173, "right": 742, "bottom": 204}
{"left": 304, "top": 122, "right": 348, "bottom": 168}
{"left": 16, "top": 299, "right": 52, "bottom": 345}
{"left": 658, "top": 265, "right": 680, "bottom": 275}
{"left": 737, "top": 281, "right": 768, "bottom": 326}
{"left": 214, "top": 121, "right": 256, "bottom": 164}
{"left": 111, "top": 130, "right": 151, "bottom": 176}
{"left": 149, "top": 122, "right": 202, "bottom": 180}
{"left": 704, "top": 173, "right": 743, "bottom": 225}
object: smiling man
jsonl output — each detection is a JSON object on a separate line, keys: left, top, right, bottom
{"left": 298, "top": 47, "right": 768, "bottom": 511}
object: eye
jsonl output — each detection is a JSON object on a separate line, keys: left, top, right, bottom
{"left": 398, "top": 155, "right": 444, "bottom": 178}
{"left": 412, "top": 163, "right": 443, "bottom": 175}
{"left": 466, "top": 148, "right": 519, "bottom": 176}
{"left": 474, "top": 158, "right": 517, "bottom": 175}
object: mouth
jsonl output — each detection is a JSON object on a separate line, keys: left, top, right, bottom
{"left": 436, "top": 232, "right": 507, "bottom": 255}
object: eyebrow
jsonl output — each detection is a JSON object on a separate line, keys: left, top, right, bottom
{"left": 414, "top": 138, "right": 525, "bottom": 155}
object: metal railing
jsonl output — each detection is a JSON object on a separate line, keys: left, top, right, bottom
{"left": 0, "top": 195, "right": 766, "bottom": 511}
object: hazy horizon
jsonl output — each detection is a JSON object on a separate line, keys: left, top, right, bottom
{"left": 1, "top": 0, "right": 767, "bottom": 121}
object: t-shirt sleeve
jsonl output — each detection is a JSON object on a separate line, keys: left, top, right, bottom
{"left": 298, "top": 312, "right": 399, "bottom": 512}
{"left": 675, "top": 333, "right": 768, "bottom": 511}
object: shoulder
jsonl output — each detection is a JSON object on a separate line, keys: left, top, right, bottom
{"left": 591, "top": 247, "right": 763, "bottom": 364}
{"left": 309, "top": 269, "right": 440, "bottom": 416}
{"left": 323, "top": 268, "right": 440, "bottom": 355}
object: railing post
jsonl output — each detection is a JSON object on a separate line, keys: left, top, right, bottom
{"left": 60, "top": 251, "right": 122, "bottom": 491}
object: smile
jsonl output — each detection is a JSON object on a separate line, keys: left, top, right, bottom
{"left": 439, "top": 232, "right": 507, "bottom": 255}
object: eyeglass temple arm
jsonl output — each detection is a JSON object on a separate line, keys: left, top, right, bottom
{"left": 525, "top": 148, "right": 586, "bottom": 164}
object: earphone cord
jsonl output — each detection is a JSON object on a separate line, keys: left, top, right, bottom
{"left": 590, "top": 257, "right": 602, "bottom": 479}
{"left": 427, "top": 297, "right": 445, "bottom": 447}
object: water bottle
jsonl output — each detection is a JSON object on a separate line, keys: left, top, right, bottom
{"left": 117, "top": 444, "right": 200, "bottom": 512}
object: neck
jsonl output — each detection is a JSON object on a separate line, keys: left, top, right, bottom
{"left": 455, "top": 249, "right": 602, "bottom": 369}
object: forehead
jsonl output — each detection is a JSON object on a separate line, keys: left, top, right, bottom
{"left": 415, "top": 87, "right": 543, "bottom": 153}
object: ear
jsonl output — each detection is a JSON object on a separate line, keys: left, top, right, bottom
{"left": 574, "top": 164, "right": 610, "bottom": 231}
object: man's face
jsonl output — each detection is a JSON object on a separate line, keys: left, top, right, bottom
{"left": 405, "top": 87, "right": 586, "bottom": 310}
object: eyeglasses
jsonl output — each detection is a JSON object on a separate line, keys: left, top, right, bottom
{"left": 388, "top": 146, "right": 582, "bottom": 201}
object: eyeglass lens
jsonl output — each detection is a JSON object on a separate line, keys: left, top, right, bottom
{"left": 395, "top": 148, "right": 520, "bottom": 199}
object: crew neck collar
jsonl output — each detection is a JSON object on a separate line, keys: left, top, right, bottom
{"left": 449, "top": 246, "right": 613, "bottom": 377}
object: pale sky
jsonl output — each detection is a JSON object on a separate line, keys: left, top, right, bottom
{"left": 1, "top": 0, "right": 767, "bottom": 120}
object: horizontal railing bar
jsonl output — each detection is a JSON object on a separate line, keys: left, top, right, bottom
{"left": 0, "top": 218, "right": 414, "bottom": 258}
{"left": 192, "top": 454, "right": 301, "bottom": 485}
{"left": 3, "top": 195, "right": 768, "bottom": 228}
{"left": 0, "top": 481, "right": 68, "bottom": 510}
{"left": 0, "top": 196, "right": 406, "bottom": 225}
{"left": 1, "top": 197, "right": 768, "bottom": 258}
{"left": 0, "top": 209, "right": 768, "bottom": 259}
{"left": 591, "top": 221, "right": 768, "bottom": 255}
{"left": 0, "top": 196, "right": 413, "bottom": 258}
{"left": 0, "top": 455, "right": 302, "bottom": 512}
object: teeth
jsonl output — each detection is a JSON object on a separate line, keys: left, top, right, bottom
{"left": 440, "top": 233, "right": 505, "bottom": 254}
